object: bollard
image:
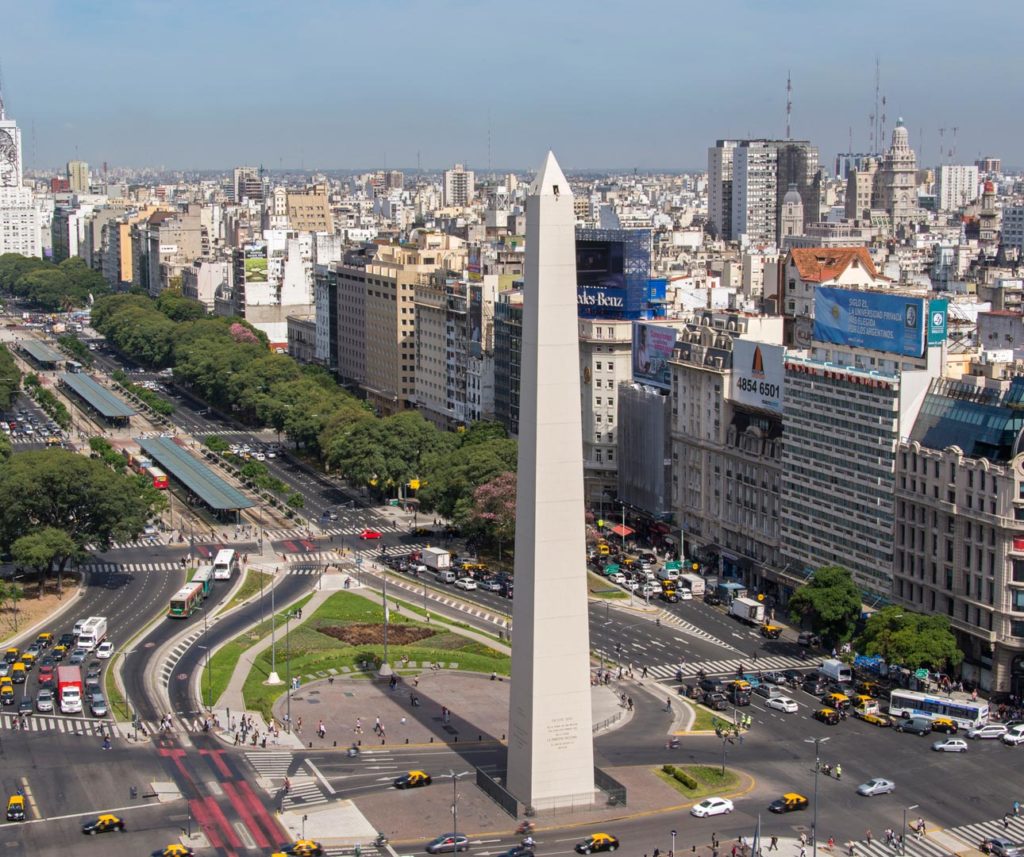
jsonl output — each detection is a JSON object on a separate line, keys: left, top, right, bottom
{"left": 309, "top": 742, "right": 313, "bottom": 749}
{"left": 406, "top": 738, "right": 409, "bottom": 743}
{"left": 454, "top": 736, "right": 458, "bottom": 743}
{"left": 357, "top": 739, "right": 361, "bottom": 746}
{"left": 430, "top": 737, "right": 434, "bottom": 743}
{"left": 478, "top": 735, "right": 481, "bottom": 741}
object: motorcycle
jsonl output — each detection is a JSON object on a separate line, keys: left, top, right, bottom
{"left": 516, "top": 821, "right": 536, "bottom": 835}
{"left": 374, "top": 833, "right": 389, "bottom": 847}
{"left": 667, "top": 737, "right": 681, "bottom": 749}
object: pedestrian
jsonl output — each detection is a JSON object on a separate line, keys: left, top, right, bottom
{"left": 1015, "top": 801, "right": 1021, "bottom": 817}
{"left": 769, "top": 836, "right": 778, "bottom": 852}
{"left": 642, "top": 665, "right": 649, "bottom": 678}
{"left": 665, "top": 697, "right": 672, "bottom": 712}
{"left": 866, "top": 831, "right": 872, "bottom": 845}
{"left": 374, "top": 716, "right": 381, "bottom": 733}
{"left": 799, "top": 848, "right": 806, "bottom": 857}
{"left": 654, "top": 849, "right": 661, "bottom": 857}
{"left": 627, "top": 697, "right": 634, "bottom": 711}
{"left": 827, "top": 838, "right": 834, "bottom": 852}
{"left": 296, "top": 716, "right": 302, "bottom": 733}
{"left": 848, "top": 844, "right": 856, "bottom": 857}
{"left": 1004, "top": 816, "right": 1011, "bottom": 830}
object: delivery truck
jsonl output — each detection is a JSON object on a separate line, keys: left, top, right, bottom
{"left": 728, "top": 596, "right": 766, "bottom": 625}
{"left": 422, "top": 547, "right": 451, "bottom": 571}
{"left": 77, "top": 616, "right": 107, "bottom": 651}
{"left": 57, "top": 665, "right": 83, "bottom": 714}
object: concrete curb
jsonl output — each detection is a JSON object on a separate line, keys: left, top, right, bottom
{"left": 0, "top": 576, "right": 85, "bottom": 650}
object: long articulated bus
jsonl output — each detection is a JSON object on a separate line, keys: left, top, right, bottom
{"left": 212, "top": 549, "right": 238, "bottom": 581}
{"left": 168, "top": 582, "right": 204, "bottom": 618}
{"left": 191, "top": 566, "right": 213, "bottom": 597}
{"left": 888, "top": 688, "right": 990, "bottom": 729}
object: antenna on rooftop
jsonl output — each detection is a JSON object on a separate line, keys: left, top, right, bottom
{"left": 785, "top": 70, "right": 792, "bottom": 140}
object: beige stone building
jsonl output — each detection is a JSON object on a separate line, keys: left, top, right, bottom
{"left": 287, "top": 187, "right": 333, "bottom": 233}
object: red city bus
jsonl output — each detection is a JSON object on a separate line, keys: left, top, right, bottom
{"left": 146, "top": 466, "right": 169, "bottom": 490}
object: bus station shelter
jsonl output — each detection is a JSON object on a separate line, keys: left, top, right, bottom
{"left": 136, "top": 436, "right": 253, "bottom": 520}
{"left": 59, "top": 372, "right": 135, "bottom": 427}
{"left": 20, "top": 340, "right": 64, "bottom": 371}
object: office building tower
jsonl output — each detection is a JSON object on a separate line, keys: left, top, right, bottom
{"left": 443, "top": 163, "right": 475, "bottom": 207}
{"left": 233, "top": 166, "right": 264, "bottom": 203}
{"left": 67, "top": 160, "right": 90, "bottom": 193}
{"left": 0, "top": 96, "right": 40, "bottom": 256}
{"left": 707, "top": 140, "right": 737, "bottom": 240}
{"left": 936, "top": 165, "right": 980, "bottom": 212}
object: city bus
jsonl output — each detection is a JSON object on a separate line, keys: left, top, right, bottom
{"left": 212, "top": 549, "right": 238, "bottom": 581}
{"left": 191, "top": 566, "right": 213, "bottom": 597}
{"left": 168, "top": 582, "right": 204, "bottom": 618}
{"left": 888, "top": 688, "right": 989, "bottom": 729}
{"left": 146, "top": 465, "right": 169, "bottom": 490}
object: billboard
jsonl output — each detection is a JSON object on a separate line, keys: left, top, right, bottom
{"left": 730, "top": 340, "right": 784, "bottom": 413}
{"left": 813, "top": 287, "right": 926, "bottom": 357}
{"left": 577, "top": 239, "right": 626, "bottom": 312}
{"left": 632, "top": 322, "right": 677, "bottom": 390}
{"left": 467, "top": 246, "right": 482, "bottom": 282}
{"left": 927, "top": 298, "right": 949, "bottom": 346}
{"left": 243, "top": 245, "right": 268, "bottom": 283}
{"left": 469, "top": 284, "right": 483, "bottom": 358}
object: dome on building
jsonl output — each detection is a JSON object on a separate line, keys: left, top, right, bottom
{"left": 783, "top": 183, "right": 803, "bottom": 206}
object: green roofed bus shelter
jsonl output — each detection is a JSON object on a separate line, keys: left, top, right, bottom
{"left": 58, "top": 372, "right": 135, "bottom": 427}
{"left": 136, "top": 435, "right": 254, "bottom": 520}
{"left": 20, "top": 340, "right": 64, "bottom": 370}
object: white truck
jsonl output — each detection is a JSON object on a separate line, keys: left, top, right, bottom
{"left": 77, "top": 616, "right": 108, "bottom": 651}
{"left": 819, "top": 658, "right": 852, "bottom": 683}
{"left": 679, "top": 572, "right": 705, "bottom": 597}
{"left": 422, "top": 547, "right": 451, "bottom": 571}
{"left": 729, "top": 596, "right": 765, "bottom": 625}
{"left": 656, "top": 561, "right": 681, "bottom": 582}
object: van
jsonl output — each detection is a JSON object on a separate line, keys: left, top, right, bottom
{"left": 819, "top": 659, "right": 852, "bottom": 683}
{"left": 435, "top": 570, "right": 457, "bottom": 585}
{"left": 755, "top": 684, "right": 783, "bottom": 700}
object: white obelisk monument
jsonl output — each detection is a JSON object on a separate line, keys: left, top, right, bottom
{"left": 506, "top": 151, "right": 595, "bottom": 810}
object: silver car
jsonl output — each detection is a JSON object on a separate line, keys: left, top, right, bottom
{"left": 856, "top": 778, "right": 895, "bottom": 796}
{"left": 36, "top": 688, "right": 54, "bottom": 712}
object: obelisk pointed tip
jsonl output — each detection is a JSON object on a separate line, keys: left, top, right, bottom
{"left": 529, "top": 150, "right": 571, "bottom": 198}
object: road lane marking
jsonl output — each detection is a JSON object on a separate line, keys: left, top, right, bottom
{"left": 305, "top": 759, "right": 337, "bottom": 794}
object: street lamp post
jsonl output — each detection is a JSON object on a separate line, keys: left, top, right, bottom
{"left": 804, "top": 736, "right": 830, "bottom": 857}
{"left": 268, "top": 573, "right": 281, "bottom": 684}
{"left": 440, "top": 770, "right": 472, "bottom": 845}
{"left": 902, "top": 804, "right": 919, "bottom": 855}
{"left": 285, "top": 609, "right": 299, "bottom": 731}
{"left": 671, "top": 828, "right": 677, "bottom": 857}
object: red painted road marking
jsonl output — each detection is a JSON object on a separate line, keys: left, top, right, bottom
{"left": 157, "top": 747, "right": 193, "bottom": 784}
{"left": 221, "top": 782, "right": 271, "bottom": 848}
{"left": 237, "top": 779, "right": 286, "bottom": 843}
{"left": 282, "top": 540, "right": 299, "bottom": 552}
{"left": 201, "top": 795, "right": 243, "bottom": 849}
{"left": 199, "top": 748, "right": 233, "bottom": 779}
{"left": 188, "top": 797, "right": 222, "bottom": 849}
{"left": 300, "top": 539, "right": 317, "bottom": 551}
{"left": 196, "top": 546, "right": 213, "bottom": 558}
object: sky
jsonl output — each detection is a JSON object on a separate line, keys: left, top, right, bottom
{"left": 4, "top": 0, "right": 1024, "bottom": 173}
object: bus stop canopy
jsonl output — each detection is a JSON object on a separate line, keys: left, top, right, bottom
{"left": 21, "top": 340, "right": 63, "bottom": 365}
{"left": 59, "top": 372, "right": 136, "bottom": 419}
{"left": 136, "top": 436, "right": 253, "bottom": 511}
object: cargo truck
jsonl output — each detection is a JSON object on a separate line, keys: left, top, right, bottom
{"left": 729, "top": 596, "right": 766, "bottom": 625}
{"left": 679, "top": 572, "right": 705, "bottom": 596}
{"left": 422, "top": 547, "right": 451, "bottom": 571}
{"left": 77, "top": 616, "right": 107, "bottom": 651}
{"left": 57, "top": 665, "right": 83, "bottom": 714}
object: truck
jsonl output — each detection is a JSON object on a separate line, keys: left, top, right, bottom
{"left": 77, "top": 616, "right": 107, "bottom": 651}
{"left": 57, "top": 665, "right": 83, "bottom": 714}
{"left": 729, "top": 596, "right": 766, "bottom": 625}
{"left": 819, "top": 658, "right": 852, "bottom": 684}
{"left": 679, "top": 572, "right": 705, "bottom": 597}
{"left": 656, "top": 561, "right": 681, "bottom": 582}
{"left": 422, "top": 547, "right": 451, "bottom": 571}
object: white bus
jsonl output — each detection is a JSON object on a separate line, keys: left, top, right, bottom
{"left": 212, "top": 549, "right": 239, "bottom": 580}
{"left": 888, "top": 688, "right": 989, "bottom": 729}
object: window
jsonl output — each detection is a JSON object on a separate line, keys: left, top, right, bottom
{"left": 1013, "top": 590, "right": 1024, "bottom": 613}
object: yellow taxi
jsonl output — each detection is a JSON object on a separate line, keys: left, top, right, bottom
{"left": 81, "top": 813, "right": 125, "bottom": 834}
{"left": 0, "top": 679, "right": 13, "bottom": 706}
{"left": 575, "top": 833, "right": 621, "bottom": 854}
{"left": 6, "top": 794, "right": 25, "bottom": 822}
{"left": 931, "top": 716, "right": 958, "bottom": 734}
{"left": 729, "top": 679, "right": 752, "bottom": 692}
{"left": 283, "top": 841, "right": 324, "bottom": 857}
{"left": 812, "top": 707, "right": 841, "bottom": 725}
{"left": 821, "top": 692, "right": 851, "bottom": 711}
{"left": 3, "top": 648, "right": 18, "bottom": 665}
{"left": 9, "top": 663, "right": 25, "bottom": 684}
{"left": 856, "top": 681, "right": 882, "bottom": 698}
{"left": 596, "top": 542, "right": 611, "bottom": 556}
{"left": 20, "top": 652, "right": 35, "bottom": 669}
{"left": 35, "top": 633, "right": 53, "bottom": 649}
{"left": 52, "top": 644, "right": 67, "bottom": 661}
{"left": 769, "top": 793, "right": 809, "bottom": 813}
{"left": 854, "top": 711, "right": 892, "bottom": 727}
{"left": 152, "top": 845, "right": 194, "bottom": 857}
{"left": 760, "top": 624, "right": 783, "bottom": 639}
{"left": 393, "top": 770, "right": 432, "bottom": 789}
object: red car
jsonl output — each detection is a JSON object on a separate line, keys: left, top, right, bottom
{"left": 359, "top": 529, "right": 382, "bottom": 540}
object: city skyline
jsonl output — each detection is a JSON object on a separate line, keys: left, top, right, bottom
{"left": 4, "top": 0, "right": 1023, "bottom": 172}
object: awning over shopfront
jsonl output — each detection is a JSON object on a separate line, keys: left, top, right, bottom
{"left": 610, "top": 524, "right": 634, "bottom": 538}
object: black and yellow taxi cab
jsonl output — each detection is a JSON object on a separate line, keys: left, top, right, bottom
{"left": 853, "top": 709, "right": 892, "bottom": 727}
{"left": 851, "top": 694, "right": 875, "bottom": 709}
{"left": 0, "top": 679, "right": 13, "bottom": 706}
{"left": 6, "top": 794, "right": 25, "bottom": 822}
{"left": 3, "top": 648, "right": 18, "bottom": 665}
{"left": 820, "top": 692, "right": 851, "bottom": 711}
{"left": 19, "top": 652, "right": 35, "bottom": 670}
{"left": 282, "top": 840, "right": 324, "bottom": 857}
{"left": 769, "top": 793, "right": 809, "bottom": 813}
{"left": 81, "top": 813, "right": 126, "bottom": 834}
{"left": 931, "top": 716, "right": 958, "bottom": 734}
{"left": 856, "top": 681, "right": 882, "bottom": 698}
{"left": 34, "top": 633, "right": 53, "bottom": 649}
{"left": 760, "top": 623, "right": 783, "bottom": 639}
{"left": 575, "top": 832, "right": 620, "bottom": 854}
{"left": 9, "top": 663, "right": 26, "bottom": 685}
{"left": 51, "top": 644, "right": 67, "bottom": 662}
{"left": 151, "top": 845, "right": 194, "bottom": 857}
{"left": 812, "top": 707, "right": 841, "bottom": 725}
{"left": 393, "top": 770, "right": 432, "bottom": 789}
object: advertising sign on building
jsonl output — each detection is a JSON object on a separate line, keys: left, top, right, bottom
{"left": 467, "top": 246, "right": 482, "bottom": 283}
{"left": 243, "top": 245, "right": 268, "bottom": 282}
{"left": 469, "top": 285, "right": 483, "bottom": 358}
{"left": 730, "top": 339, "right": 784, "bottom": 413}
{"left": 927, "top": 298, "right": 949, "bottom": 346}
{"left": 632, "top": 322, "right": 677, "bottom": 390}
{"left": 577, "top": 239, "right": 626, "bottom": 311}
{"left": 813, "top": 287, "right": 926, "bottom": 357}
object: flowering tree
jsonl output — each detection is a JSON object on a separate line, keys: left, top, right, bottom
{"left": 229, "top": 322, "right": 260, "bottom": 345}
{"left": 458, "top": 471, "right": 516, "bottom": 556}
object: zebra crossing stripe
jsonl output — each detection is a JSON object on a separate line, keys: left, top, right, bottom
{"left": 844, "top": 812, "right": 1024, "bottom": 857}
{"left": 0, "top": 713, "right": 120, "bottom": 736}
{"left": 633, "top": 655, "right": 816, "bottom": 681}
{"left": 283, "top": 780, "right": 329, "bottom": 809}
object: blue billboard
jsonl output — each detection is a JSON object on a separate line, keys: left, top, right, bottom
{"left": 813, "top": 288, "right": 926, "bottom": 357}
{"left": 575, "top": 228, "right": 650, "bottom": 319}
{"left": 927, "top": 299, "right": 949, "bottom": 346}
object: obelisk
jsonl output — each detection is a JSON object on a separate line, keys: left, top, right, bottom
{"left": 506, "top": 151, "right": 595, "bottom": 810}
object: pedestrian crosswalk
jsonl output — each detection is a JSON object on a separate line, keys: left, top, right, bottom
{"left": 637, "top": 654, "right": 816, "bottom": 681}
{"left": 657, "top": 609, "right": 742, "bottom": 651}
{"left": 0, "top": 712, "right": 120, "bottom": 736}
{"left": 282, "top": 776, "right": 329, "bottom": 811}
{"left": 850, "top": 813, "right": 1024, "bottom": 857}
{"left": 243, "top": 752, "right": 329, "bottom": 811}
{"left": 84, "top": 535, "right": 166, "bottom": 551}
{"left": 81, "top": 560, "right": 329, "bottom": 575}
{"left": 245, "top": 750, "right": 294, "bottom": 778}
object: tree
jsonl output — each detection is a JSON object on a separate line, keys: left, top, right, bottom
{"left": 417, "top": 435, "right": 517, "bottom": 518}
{"left": 0, "top": 580, "right": 25, "bottom": 632}
{"left": 457, "top": 471, "right": 517, "bottom": 555}
{"left": 787, "top": 565, "right": 861, "bottom": 645}
{"left": 857, "top": 606, "right": 963, "bottom": 671}
{"left": 11, "top": 527, "right": 78, "bottom": 598}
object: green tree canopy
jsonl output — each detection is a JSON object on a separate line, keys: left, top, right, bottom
{"left": 417, "top": 434, "right": 517, "bottom": 518}
{"left": 788, "top": 565, "right": 862, "bottom": 644}
{"left": 856, "top": 605, "right": 963, "bottom": 670}
{"left": 455, "top": 471, "right": 517, "bottom": 550}
{"left": 11, "top": 527, "right": 79, "bottom": 597}
{"left": 0, "top": 449, "right": 164, "bottom": 552}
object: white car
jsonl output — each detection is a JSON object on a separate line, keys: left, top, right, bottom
{"left": 932, "top": 738, "right": 968, "bottom": 752}
{"left": 454, "top": 577, "right": 477, "bottom": 591}
{"left": 96, "top": 641, "right": 114, "bottom": 659}
{"left": 678, "top": 588, "right": 693, "bottom": 600}
{"left": 856, "top": 778, "right": 895, "bottom": 797}
{"left": 690, "top": 797, "right": 734, "bottom": 818}
{"left": 1002, "top": 730, "right": 1024, "bottom": 746}
{"left": 968, "top": 723, "right": 1008, "bottom": 740}
{"left": 765, "top": 696, "right": 799, "bottom": 713}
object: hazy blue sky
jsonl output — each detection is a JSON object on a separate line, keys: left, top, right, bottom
{"left": 4, "top": 0, "right": 1023, "bottom": 172}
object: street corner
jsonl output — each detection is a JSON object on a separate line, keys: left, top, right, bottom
{"left": 279, "top": 800, "right": 378, "bottom": 846}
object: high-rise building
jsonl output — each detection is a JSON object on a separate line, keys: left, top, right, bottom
{"left": 707, "top": 140, "right": 737, "bottom": 240}
{"left": 936, "top": 164, "right": 980, "bottom": 211}
{"left": 1002, "top": 205, "right": 1024, "bottom": 257}
{"left": 233, "top": 166, "right": 264, "bottom": 203}
{"left": 976, "top": 156, "right": 1002, "bottom": 176}
{"left": 443, "top": 163, "right": 475, "bottom": 207}
{"left": 874, "top": 118, "right": 919, "bottom": 227}
{"left": 0, "top": 96, "right": 40, "bottom": 257}
{"left": 66, "top": 160, "right": 90, "bottom": 193}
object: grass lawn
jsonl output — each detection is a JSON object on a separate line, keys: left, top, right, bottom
{"left": 686, "top": 702, "right": 722, "bottom": 732}
{"left": 588, "top": 572, "right": 629, "bottom": 599}
{"left": 656, "top": 765, "right": 740, "bottom": 800}
{"left": 105, "top": 663, "right": 128, "bottom": 720}
{"left": 241, "top": 591, "right": 510, "bottom": 721}
{"left": 202, "top": 592, "right": 316, "bottom": 708}
{"left": 218, "top": 569, "right": 274, "bottom": 616}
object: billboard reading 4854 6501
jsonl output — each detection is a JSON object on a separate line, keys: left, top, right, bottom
{"left": 813, "top": 287, "right": 927, "bottom": 358}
